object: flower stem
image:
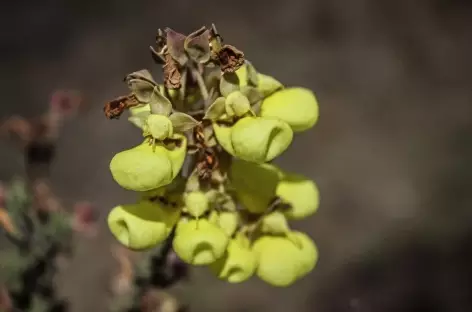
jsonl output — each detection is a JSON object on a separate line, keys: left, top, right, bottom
{"left": 190, "top": 64, "right": 209, "bottom": 102}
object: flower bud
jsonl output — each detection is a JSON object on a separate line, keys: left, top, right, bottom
{"left": 225, "top": 91, "right": 251, "bottom": 117}
{"left": 107, "top": 201, "right": 180, "bottom": 250}
{"left": 210, "top": 235, "right": 257, "bottom": 283}
{"left": 252, "top": 232, "right": 318, "bottom": 287}
{"left": 216, "top": 211, "right": 240, "bottom": 237}
{"left": 261, "top": 88, "right": 319, "bottom": 132}
{"left": 260, "top": 211, "right": 290, "bottom": 235}
{"left": 109, "top": 136, "right": 187, "bottom": 192}
{"left": 146, "top": 114, "right": 174, "bottom": 140}
{"left": 277, "top": 173, "right": 319, "bottom": 220}
{"left": 230, "top": 159, "right": 281, "bottom": 213}
{"left": 213, "top": 117, "right": 293, "bottom": 163}
{"left": 184, "top": 191, "right": 209, "bottom": 218}
{"left": 173, "top": 219, "right": 229, "bottom": 265}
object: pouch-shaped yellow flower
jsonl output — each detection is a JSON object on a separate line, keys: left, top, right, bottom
{"left": 210, "top": 235, "right": 257, "bottom": 283}
{"left": 109, "top": 135, "right": 187, "bottom": 192}
{"left": 107, "top": 200, "right": 180, "bottom": 250}
{"left": 213, "top": 117, "right": 293, "bottom": 163}
{"left": 276, "top": 173, "right": 320, "bottom": 220}
{"left": 173, "top": 219, "right": 229, "bottom": 265}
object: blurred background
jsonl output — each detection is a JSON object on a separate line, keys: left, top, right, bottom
{"left": 1, "top": 0, "right": 471, "bottom": 311}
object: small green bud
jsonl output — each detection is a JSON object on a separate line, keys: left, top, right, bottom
{"left": 184, "top": 191, "right": 209, "bottom": 218}
{"left": 173, "top": 219, "right": 229, "bottom": 265}
{"left": 107, "top": 201, "right": 180, "bottom": 250}
{"left": 216, "top": 211, "right": 240, "bottom": 237}
{"left": 260, "top": 211, "right": 290, "bottom": 235}
{"left": 277, "top": 174, "right": 319, "bottom": 220}
{"left": 261, "top": 87, "right": 319, "bottom": 132}
{"left": 146, "top": 114, "right": 174, "bottom": 140}
{"left": 109, "top": 136, "right": 187, "bottom": 192}
{"left": 213, "top": 117, "right": 293, "bottom": 163}
{"left": 210, "top": 235, "right": 257, "bottom": 283}
{"left": 225, "top": 91, "right": 251, "bottom": 117}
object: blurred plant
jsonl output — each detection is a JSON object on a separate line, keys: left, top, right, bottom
{"left": 0, "top": 90, "right": 85, "bottom": 182}
{"left": 108, "top": 230, "right": 189, "bottom": 312}
{"left": 104, "top": 24, "right": 320, "bottom": 288}
{"left": 0, "top": 91, "right": 96, "bottom": 312}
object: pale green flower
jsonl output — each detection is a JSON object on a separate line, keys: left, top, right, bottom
{"left": 261, "top": 87, "right": 319, "bottom": 132}
{"left": 173, "top": 219, "right": 229, "bottom": 265}
{"left": 210, "top": 234, "right": 257, "bottom": 283}
{"left": 213, "top": 116, "right": 293, "bottom": 163}
{"left": 252, "top": 231, "right": 318, "bottom": 287}
{"left": 107, "top": 200, "right": 180, "bottom": 250}
{"left": 109, "top": 135, "right": 187, "bottom": 192}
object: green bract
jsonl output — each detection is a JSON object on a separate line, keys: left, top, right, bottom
{"left": 210, "top": 235, "right": 257, "bottom": 283}
{"left": 109, "top": 136, "right": 187, "bottom": 191}
{"left": 213, "top": 117, "right": 293, "bottom": 163}
{"left": 261, "top": 87, "right": 319, "bottom": 132}
{"left": 173, "top": 219, "right": 229, "bottom": 265}
{"left": 107, "top": 201, "right": 180, "bottom": 250}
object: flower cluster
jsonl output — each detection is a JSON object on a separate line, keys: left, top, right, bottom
{"left": 104, "top": 24, "right": 320, "bottom": 287}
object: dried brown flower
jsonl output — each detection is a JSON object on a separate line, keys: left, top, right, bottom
{"left": 163, "top": 53, "right": 182, "bottom": 89}
{"left": 104, "top": 94, "right": 139, "bottom": 119}
{"left": 217, "top": 45, "right": 245, "bottom": 73}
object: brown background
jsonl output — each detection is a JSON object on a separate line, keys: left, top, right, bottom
{"left": 1, "top": 0, "right": 471, "bottom": 311}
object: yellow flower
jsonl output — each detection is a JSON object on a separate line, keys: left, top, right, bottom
{"left": 277, "top": 173, "right": 320, "bottom": 220}
{"left": 109, "top": 136, "right": 187, "bottom": 192}
{"left": 107, "top": 200, "right": 180, "bottom": 250}
{"left": 252, "top": 232, "right": 318, "bottom": 287}
{"left": 173, "top": 219, "right": 229, "bottom": 265}
{"left": 213, "top": 117, "right": 293, "bottom": 163}
{"left": 261, "top": 87, "right": 319, "bottom": 132}
{"left": 145, "top": 114, "right": 174, "bottom": 140}
{"left": 210, "top": 234, "right": 257, "bottom": 283}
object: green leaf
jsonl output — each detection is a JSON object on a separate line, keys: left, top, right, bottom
{"left": 127, "top": 111, "right": 150, "bottom": 129}
{"left": 245, "top": 61, "right": 259, "bottom": 86}
{"left": 184, "top": 26, "right": 211, "bottom": 64}
{"left": 203, "top": 97, "right": 226, "bottom": 120}
{"left": 125, "top": 69, "right": 157, "bottom": 85}
{"left": 168, "top": 112, "right": 199, "bottom": 133}
{"left": 127, "top": 79, "right": 155, "bottom": 103}
{"left": 149, "top": 87, "right": 173, "bottom": 116}
{"left": 219, "top": 72, "right": 240, "bottom": 97}
{"left": 240, "top": 86, "right": 263, "bottom": 104}
{"left": 257, "top": 73, "right": 284, "bottom": 97}
{"left": 166, "top": 28, "right": 188, "bottom": 66}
